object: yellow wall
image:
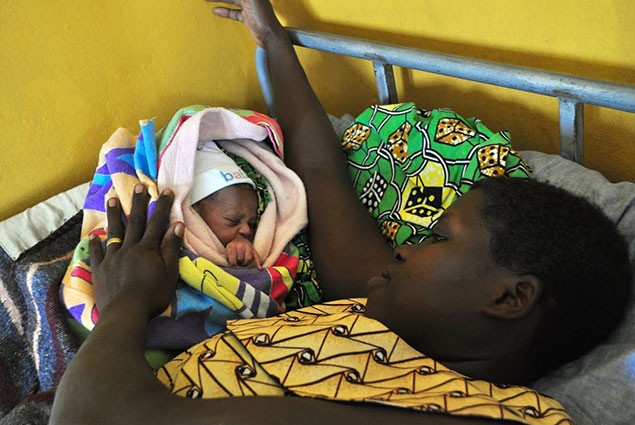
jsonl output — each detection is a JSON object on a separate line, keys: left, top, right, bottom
{"left": 2, "top": 0, "right": 634, "bottom": 220}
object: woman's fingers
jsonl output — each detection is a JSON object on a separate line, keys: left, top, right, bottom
{"left": 124, "top": 184, "right": 149, "bottom": 244}
{"left": 207, "top": 0, "right": 240, "bottom": 4}
{"left": 88, "top": 234, "right": 104, "bottom": 268}
{"left": 208, "top": 0, "right": 242, "bottom": 20}
{"left": 142, "top": 189, "right": 174, "bottom": 247}
{"left": 161, "top": 222, "right": 184, "bottom": 274}
{"left": 208, "top": 0, "right": 283, "bottom": 49}
{"left": 213, "top": 7, "right": 242, "bottom": 21}
{"left": 103, "top": 186, "right": 179, "bottom": 260}
{"left": 105, "top": 197, "right": 124, "bottom": 252}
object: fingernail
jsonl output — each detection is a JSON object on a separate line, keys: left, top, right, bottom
{"left": 175, "top": 222, "right": 185, "bottom": 238}
{"left": 107, "top": 197, "right": 117, "bottom": 207}
{"left": 135, "top": 184, "right": 145, "bottom": 193}
{"left": 162, "top": 188, "right": 173, "bottom": 196}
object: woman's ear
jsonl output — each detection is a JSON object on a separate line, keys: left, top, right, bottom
{"left": 482, "top": 275, "right": 542, "bottom": 320}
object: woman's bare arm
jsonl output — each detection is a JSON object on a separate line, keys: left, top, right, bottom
{"left": 211, "top": 0, "right": 393, "bottom": 300}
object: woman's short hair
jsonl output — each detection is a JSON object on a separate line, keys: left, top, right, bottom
{"left": 473, "top": 177, "right": 632, "bottom": 377}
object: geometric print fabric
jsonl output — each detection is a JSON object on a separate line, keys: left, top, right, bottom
{"left": 342, "top": 103, "right": 532, "bottom": 246}
{"left": 157, "top": 299, "right": 572, "bottom": 425}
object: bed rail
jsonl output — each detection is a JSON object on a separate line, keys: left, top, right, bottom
{"left": 256, "top": 28, "right": 635, "bottom": 163}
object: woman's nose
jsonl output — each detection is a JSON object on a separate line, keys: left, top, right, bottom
{"left": 394, "top": 245, "right": 409, "bottom": 263}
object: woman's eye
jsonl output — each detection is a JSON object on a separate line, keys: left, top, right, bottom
{"left": 429, "top": 233, "right": 447, "bottom": 242}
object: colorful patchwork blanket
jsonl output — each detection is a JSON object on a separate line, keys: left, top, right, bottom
{"left": 341, "top": 103, "right": 531, "bottom": 246}
{"left": 60, "top": 106, "right": 319, "bottom": 350}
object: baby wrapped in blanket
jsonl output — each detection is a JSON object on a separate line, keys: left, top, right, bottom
{"left": 61, "top": 105, "right": 310, "bottom": 350}
{"left": 191, "top": 141, "right": 263, "bottom": 269}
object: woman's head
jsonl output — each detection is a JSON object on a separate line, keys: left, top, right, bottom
{"left": 473, "top": 177, "right": 632, "bottom": 376}
{"left": 365, "top": 177, "right": 632, "bottom": 382}
{"left": 364, "top": 186, "right": 536, "bottom": 368}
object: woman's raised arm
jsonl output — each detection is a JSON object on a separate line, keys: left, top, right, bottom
{"left": 210, "top": 0, "right": 393, "bottom": 300}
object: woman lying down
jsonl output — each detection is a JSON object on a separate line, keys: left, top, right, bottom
{"left": 50, "top": 1, "right": 632, "bottom": 425}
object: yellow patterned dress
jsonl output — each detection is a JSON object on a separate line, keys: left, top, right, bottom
{"left": 157, "top": 299, "right": 572, "bottom": 425}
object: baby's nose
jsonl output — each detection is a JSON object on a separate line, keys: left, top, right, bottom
{"left": 238, "top": 223, "right": 254, "bottom": 239}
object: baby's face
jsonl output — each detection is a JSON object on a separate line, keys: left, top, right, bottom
{"left": 193, "top": 184, "right": 258, "bottom": 246}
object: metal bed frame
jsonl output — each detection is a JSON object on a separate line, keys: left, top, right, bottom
{"left": 256, "top": 28, "right": 635, "bottom": 164}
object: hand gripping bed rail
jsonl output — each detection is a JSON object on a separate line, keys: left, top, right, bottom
{"left": 256, "top": 28, "right": 635, "bottom": 164}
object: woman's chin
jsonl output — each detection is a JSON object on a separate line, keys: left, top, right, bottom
{"left": 363, "top": 285, "right": 388, "bottom": 322}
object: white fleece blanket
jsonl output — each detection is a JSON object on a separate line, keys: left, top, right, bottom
{"left": 157, "top": 107, "right": 307, "bottom": 268}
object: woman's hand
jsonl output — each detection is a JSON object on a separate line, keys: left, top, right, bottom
{"left": 208, "top": 0, "right": 286, "bottom": 47}
{"left": 226, "top": 236, "right": 263, "bottom": 269}
{"left": 89, "top": 184, "right": 184, "bottom": 320}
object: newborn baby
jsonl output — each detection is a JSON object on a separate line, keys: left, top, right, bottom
{"left": 190, "top": 141, "right": 261, "bottom": 268}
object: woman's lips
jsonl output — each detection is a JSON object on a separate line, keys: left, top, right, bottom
{"left": 367, "top": 271, "right": 390, "bottom": 289}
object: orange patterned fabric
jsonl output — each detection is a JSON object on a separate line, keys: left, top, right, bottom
{"left": 157, "top": 299, "right": 572, "bottom": 425}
